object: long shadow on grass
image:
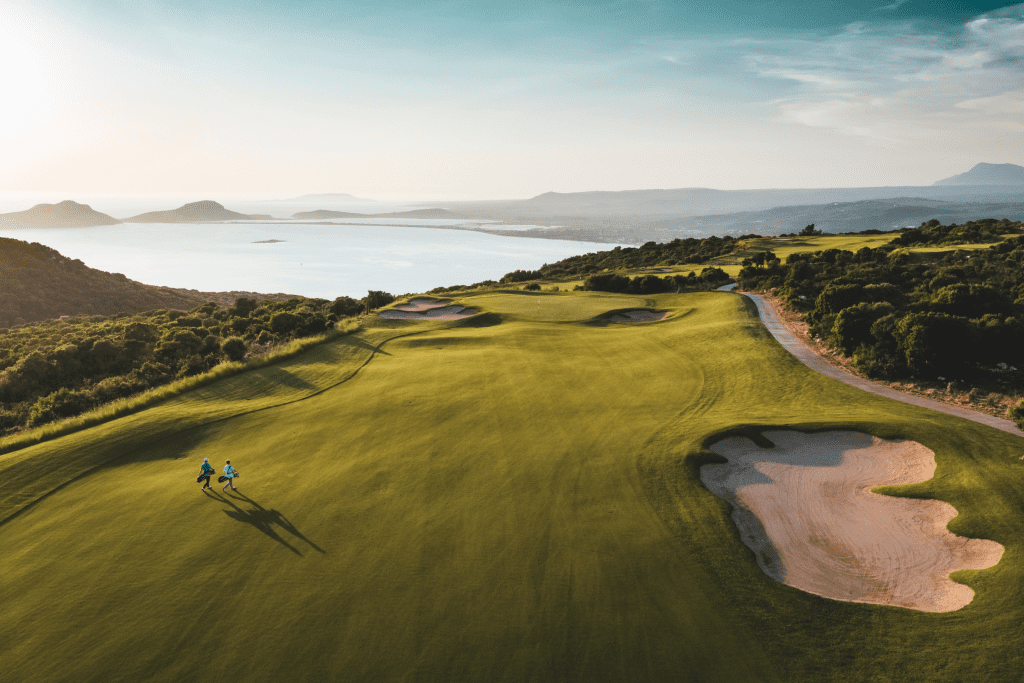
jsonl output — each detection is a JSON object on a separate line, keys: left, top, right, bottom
{"left": 208, "top": 490, "right": 325, "bottom": 556}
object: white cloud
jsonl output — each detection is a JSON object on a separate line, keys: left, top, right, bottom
{"left": 876, "top": 0, "right": 911, "bottom": 12}
{"left": 956, "top": 89, "right": 1024, "bottom": 114}
{"left": 739, "top": 7, "right": 1024, "bottom": 145}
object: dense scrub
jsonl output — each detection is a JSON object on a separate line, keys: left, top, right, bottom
{"left": 0, "top": 294, "right": 381, "bottom": 435}
{"left": 737, "top": 221, "right": 1024, "bottom": 425}
{"left": 500, "top": 236, "right": 739, "bottom": 283}
{"left": 889, "top": 218, "right": 1020, "bottom": 247}
{"left": 583, "top": 267, "right": 731, "bottom": 294}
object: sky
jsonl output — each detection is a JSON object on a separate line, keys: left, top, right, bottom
{"left": 1, "top": 0, "right": 1022, "bottom": 200}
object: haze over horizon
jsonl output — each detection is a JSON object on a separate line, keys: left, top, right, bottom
{"left": 2, "top": 0, "right": 1023, "bottom": 201}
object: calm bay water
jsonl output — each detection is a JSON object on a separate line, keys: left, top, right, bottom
{"left": 1, "top": 223, "right": 612, "bottom": 299}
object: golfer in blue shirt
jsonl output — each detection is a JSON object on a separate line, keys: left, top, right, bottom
{"left": 199, "top": 458, "right": 215, "bottom": 491}
{"left": 222, "top": 460, "right": 238, "bottom": 492}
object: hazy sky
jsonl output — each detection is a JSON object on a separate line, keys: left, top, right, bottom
{"left": 1, "top": 0, "right": 1022, "bottom": 200}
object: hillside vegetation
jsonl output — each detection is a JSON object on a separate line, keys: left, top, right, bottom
{"left": 0, "top": 237, "right": 304, "bottom": 328}
{"left": 737, "top": 219, "right": 1024, "bottom": 427}
{"left": 0, "top": 293, "right": 386, "bottom": 437}
{"left": 1, "top": 290, "right": 1022, "bottom": 682}
{"left": 0, "top": 238, "right": 204, "bottom": 327}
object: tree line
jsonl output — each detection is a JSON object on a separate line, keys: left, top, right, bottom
{"left": 498, "top": 236, "right": 742, "bottom": 284}
{"left": 737, "top": 220, "right": 1024, "bottom": 427}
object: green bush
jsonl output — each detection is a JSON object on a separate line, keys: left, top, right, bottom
{"left": 28, "top": 387, "right": 92, "bottom": 426}
{"left": 270, "top": 312, "right": 301, "bottom": 336}
{"left": 330, "top": 296, "right": 363, "bottom": 318}
{"left": 221, "top": 337, "right": 247, "bottom": 362}
{"left": 1009, "top": 404, "right": 1024, "bottom": 430}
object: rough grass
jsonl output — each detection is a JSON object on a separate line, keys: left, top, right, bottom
{"left": 0, "top": 291, "right": 1021, "bottom": 682}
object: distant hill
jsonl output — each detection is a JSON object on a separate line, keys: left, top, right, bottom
{"left": 646, "top": 197, "right": 1024, "bottom": 237}
{"left": 0, "top": 201, "right": 120, "bottom": 228}
{"left": 284, "top": 193, "right": 373, "bottom": 202}
{"left": 124, "top": 200, "right": 265, "bottom": 223}
{"left": 517, "top": 185, "right": 1024, "bottom": 216}
{"left": 0, "top": 238, "right": 203, "bottom": 327}
{"left": 933, "top": 163, "right": 1024, "bottom": 186}
{"left": 291, "top": 208, "right": 455, "bottom": 220}
{"left": 0, "top": 237, "right": 299, "bottom": 328}
{"left": 291, "top": 210, "right": 367, "bottom": 219}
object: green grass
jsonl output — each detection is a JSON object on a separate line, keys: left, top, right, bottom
{"left": 1, "top": 290, "right": 1022, "bottom": 682}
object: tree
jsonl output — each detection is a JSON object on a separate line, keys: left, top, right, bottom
{"left": 894, "top": 312, "right": 977, "bottom": 375}
{"left": 364, "top": 291, "right": 395, "bottom": 311}
{"left": 831, "top": 302, "right": 895, "bottom": 355}
{"left": 799, "top": 224, "right": 822, "bottom": 236}
{"left": 330, "top": 296, "right": 363, "bottom": 318}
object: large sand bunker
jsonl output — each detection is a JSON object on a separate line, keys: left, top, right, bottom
{"left": 700, "top": 430, "right": 1003, "bottom": 612}
{"left": 610, "top": 309, "right": 668, "bottom": 323}
{"left": 379, "top": 305, "right": 477, "bottom": 321}
{"left": 391, "top": 298, "right": 452, "bottom": 312}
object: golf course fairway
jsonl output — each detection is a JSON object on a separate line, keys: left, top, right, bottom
{"left": 1, "top": 290, "right": 1022, "bottom": 682}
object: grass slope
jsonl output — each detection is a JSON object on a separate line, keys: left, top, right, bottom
{"left": 1, "top": 290, "right": 1022, "bottom": 682}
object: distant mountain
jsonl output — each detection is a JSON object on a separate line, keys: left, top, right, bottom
{"left": 933, "top": 163, "right": 1024, "bottom": 186}
{"left": 284, "top": 193, "right": 373, "bottom": 202}
{"left": 291, "top": 210, "right": 367, "bottom": 219}
{"left": 0, "top": 237, "right": 203, "bottom": 327}
{"left": 123, "top": 200, "right": 265, "bottom": 223}
{"left": 645, "top": 197, "right": 1024, "bottom": 237}
{"left": 0, "top": 200, "right": 120, "bottom": 228}
{"left": 514, "top": 185, "right": 1024, "bottom": 217}
{"left": 291, "top": 208, "right": 455, "bottom": 219}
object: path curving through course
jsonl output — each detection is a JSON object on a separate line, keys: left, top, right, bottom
{"left": 718, "top": 284, "right": 1024, "bottom": 437}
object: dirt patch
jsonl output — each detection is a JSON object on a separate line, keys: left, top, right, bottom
{"left": 610, "top": 310, "right": 668, "bottom": 323}
{"left": 392, "top": 298, "right": 452, "bottom": 312}
{"left": 700, "top": 430, "right": 1003, "bottom": 612}
{"left": 379, "top": 305, "right": 477, "bottom": 321}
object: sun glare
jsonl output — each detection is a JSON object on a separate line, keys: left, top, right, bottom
{"left": 0, "top": 3, "right": 67, "bottom": 141}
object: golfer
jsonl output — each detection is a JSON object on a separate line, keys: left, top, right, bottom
{"left": 222, "top": 460, "right": 238, "bottom": 492}
{"left": 199, "top": 458, "right": 215, "bottom": 491}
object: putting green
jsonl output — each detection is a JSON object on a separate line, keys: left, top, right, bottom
{"left": 0, "top": 291, "right": 1021, "bottom": 682}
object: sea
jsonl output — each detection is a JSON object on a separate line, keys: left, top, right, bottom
{"left": 0, "top": 221, "right": 614, "bottom": 299}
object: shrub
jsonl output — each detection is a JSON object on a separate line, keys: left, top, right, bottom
{"left": 123, "top": 322, "right": 158, "bottom": 342}
{"left": 230, "top": 297, "right": 260, "bottom": 317}
{"left": 28, "top": 387, "right": 92, "bottom": 426}
{"left": 1009, "top": 403, "right": 1024, "bottom": 431}
{"left": 270, "top": 311, "right": 301, "bottom": 336}
{"left": 221, "top": 337, "right": 247, "bottom": 362}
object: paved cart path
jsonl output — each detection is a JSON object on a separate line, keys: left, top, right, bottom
{"left": 720, "top": 284, "right": 1024, "bottom": 438}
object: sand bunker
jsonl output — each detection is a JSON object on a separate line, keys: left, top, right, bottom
{"left": 610, "top": 310, "right": 668, "bottom": 323}
{"left": 391, "top": 298, "right": 452, "bottom": 312}
{"left": 379, "top": 305, "right": 477, "bottom": 321}
{"left": 700, "top": 430, "right": 1003, "bottom": 612}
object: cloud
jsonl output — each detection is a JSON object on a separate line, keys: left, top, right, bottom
{"left": 738, "top": 7, "right": 1024, "bottom": 142}
{"left": 875, "top": 0, "right": 911, "bottom": 12}
{"left": 955, "top": 89, "right": 1024, "bottom": 114}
